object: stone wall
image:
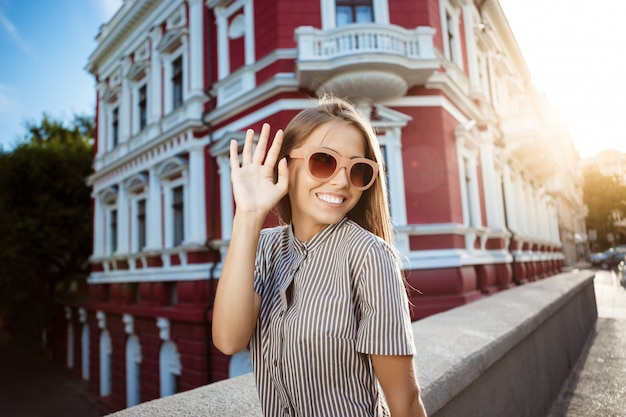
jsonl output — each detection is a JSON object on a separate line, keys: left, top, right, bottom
{"left": 108, "top": 269, "right": 596, "bottom": 417}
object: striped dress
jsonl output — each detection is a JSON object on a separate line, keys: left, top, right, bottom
{"left": 251, "top": 217, "right": 415, "bottom": 416}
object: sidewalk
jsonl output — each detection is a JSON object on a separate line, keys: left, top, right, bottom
{"left": 0, "top": 336, "right": 107, "bottom": 417}
{"left": 547, "top": 268, "right": 626, "bottom": 417}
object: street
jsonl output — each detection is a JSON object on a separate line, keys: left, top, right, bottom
{"left": 0, "top": 336, "right": 107, "bottom": 417}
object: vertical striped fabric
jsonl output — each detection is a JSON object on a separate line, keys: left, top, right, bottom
{"left": 251, "top": 217, "right": 415, "bottom": 416}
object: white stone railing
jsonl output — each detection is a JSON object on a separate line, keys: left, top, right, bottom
{"left": 108, "top": 269, "right": 596, "bottom": 417}
{"left": 295, "top": 23, "right": 436, "bottom": 61}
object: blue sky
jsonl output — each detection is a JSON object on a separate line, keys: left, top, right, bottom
{"left": 0, "top": 0, "right": 122, "bottom": 150}
{"left": 0, "top": 0, "right": 623, "bottom": 158}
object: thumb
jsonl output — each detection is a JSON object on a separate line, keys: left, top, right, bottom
{"left": 275, "top": 157, "right": 289, "bottom": 192}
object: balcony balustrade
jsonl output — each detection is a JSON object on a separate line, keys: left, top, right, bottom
{"left": 295, "top": 23, "right": 438, "bottom": 101}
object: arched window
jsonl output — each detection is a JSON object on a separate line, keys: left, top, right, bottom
{"left": 126, "top": 335, "right": 142, "bottom": 407}
{"left": 81, "top": 324, "right": 90, "bottom": 380}
{"left": 159, "top": 341, "right": 181, "bottom": 397}
{"left": 229, "top": 349, "right": 253, "bottom": 378}
{"left": 98, "top": 311, "right": 112, "bottom": 397}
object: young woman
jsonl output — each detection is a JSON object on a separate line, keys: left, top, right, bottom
{"left": 213, "top": 96, "right": 427, "bottom": 417}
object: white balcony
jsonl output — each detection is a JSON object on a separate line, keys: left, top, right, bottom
{"left": 295, "top": 24, "right": 438, "bottom": 101}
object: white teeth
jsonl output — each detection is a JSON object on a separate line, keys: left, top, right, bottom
{"left": 317, "top": 193, "right": 344, "bottom": 204}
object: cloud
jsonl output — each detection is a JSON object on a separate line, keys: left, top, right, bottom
{"left": 0, "top": 8, "right": 36, "bottom": 61}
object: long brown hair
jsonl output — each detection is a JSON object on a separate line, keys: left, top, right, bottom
{"left": 274, "top": 96, "right": 394, "bottom": 246}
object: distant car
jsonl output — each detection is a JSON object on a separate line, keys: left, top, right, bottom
{"left": 601, "top": 250, "right": 626, "bottom": 270}
{"left": 590, "top": 249, "right": 615, "bottom": 267}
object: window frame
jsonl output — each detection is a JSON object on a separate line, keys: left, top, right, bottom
{"left": 321, "top": 0, "right": 388, "bottom": 29}
{"left": 440, "top": 0, "right": 464, "bottom": 69}
{"left": 335, "top": 0, "right": 374, "bottom": 26}
{"left": 171, "top": 55, "right": 184, "bottom": 111}
{"left": 157, "top": 157, "right": 189, "bottom": 249}
{"left": 108, "top": 207, "right": 118, "bottom": 255}
{"left": 137, "top": 83, "right": 148, "bottom": 132}
{"left": 111, "top": 106, "right": 120, "bottom": 149}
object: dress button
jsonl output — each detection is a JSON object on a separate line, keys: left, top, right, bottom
{"left": 278, "top": 311, "right": 284, "bottom": 317}
{"left": 273, "top": 359, "right": 278, "bottom": 367}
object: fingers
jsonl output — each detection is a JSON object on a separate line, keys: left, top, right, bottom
{"left": 252, "top": 123, "right": 271, "bottom": 164}
{"left": 229, "top": 139, "right": 240, "bottom": 171}
{"left": 231, "top": 123, "right": 284, "bottom": 173}
{"left": 265, "top": 128, "right": 284, "bottom": 167}
{"left": 275, "top": 156, "right": 289, "bottom": 193}
{"left": 241, "top": 128, "right": 255, "bottom": 165}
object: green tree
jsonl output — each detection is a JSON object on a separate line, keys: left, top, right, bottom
{"left": 583, "top": 166, "right": 626, "bottom": 251}
{"left": 0, "top": 114, "right": 93, "bottom": 341}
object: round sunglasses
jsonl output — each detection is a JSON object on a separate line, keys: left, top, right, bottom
{"left": 288, "top": 147, "right": 378, "bottom": 190}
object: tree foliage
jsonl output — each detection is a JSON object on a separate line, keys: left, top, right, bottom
{"left": 0, "top": 114, "right": 94, "bottom": 339}
{"left": 583, "top": 166, "right": 626, "bottom": 251}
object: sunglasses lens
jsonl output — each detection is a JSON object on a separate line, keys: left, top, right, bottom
{"left": 309, "top": 152, "right": 337, "bottom": 179}
{"left": 350, "top": 163, "right": 374, "bottom": 188}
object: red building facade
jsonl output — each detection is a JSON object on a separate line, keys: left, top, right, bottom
{"left": 59, "top": 0, "right": 579, "bottom": 412}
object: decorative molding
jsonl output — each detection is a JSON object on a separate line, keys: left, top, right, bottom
{"left": 123, "top": 314, "right": 135, "bottom": 334}
{"left": 157, "top": 317, "right": 170, "bottom": 341}
{"left": 79, "top": 308, "right": 87, "bottom": 323}
{"left": 96, "top": 311, "right": 107, "bottom": 329}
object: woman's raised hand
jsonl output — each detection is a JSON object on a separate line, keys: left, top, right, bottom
{"left": 229, "top": 123, "right": 288, "bottom": 217}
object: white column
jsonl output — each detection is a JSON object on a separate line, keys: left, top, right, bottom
{"left": 218, "top": 155, "right": 233, "bottom": 238}
{"left": 467, "top": 154, "right": 482, "bottom": 227}
{"left": 96, "top": 85, "right": 107, "bottom": 156}
{"left": 531, "top": 186, "right": 541, "bottom": 239}
{"left": 188, "top": 0, "right": 204, "bottom": 97}
{"left": 502, "top": 164, "right": 517, "bottom": 232}
{"left": 146, "top": 168, "right": 163, "bottom": 250}
{"left": 215, "top": 8, "right": 229, "bottom": 79}
{"left": 539, "top": 194, "right": 551, "bottom": 240}
{"left": 479, "top": 143, "right": 502, "bottom": 229}
{"left": 94, "top": 195, "right": 104, "bottom": 258}
{"left": 120, "top": 58, "right": 132, "bottom": 143}
{"left": 244, "top": 1, "right": 255, "bottom": 65}
{"left": 463, "top": 4, "right": 480, "bottom": 93}
{"left": 187, "top": 144, "right": 207, "bottom": 245}
{"left": 150, "top": 31, "right": 163, "bottom": 120}
{"left": 117, "top": 184, "right": 129, "bottom": 254}
{"left": 514, "top": 176, "right": 527, "bottom": 236}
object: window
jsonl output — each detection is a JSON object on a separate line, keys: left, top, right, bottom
{"left": 137, "top": 199, "right": 146, "bottom": 251}
{"left": 100, "top": 330, "right": 112, "bottom": 397}
{"left": 138, "top": 84, "right": 147, "bottom": 131}
{"left": 336, "top": 0, "right": 374, "bottom": 26}
{"left": 172, "top": 186, "right": 184, "bottom": 246}
{"left": 110, "top": 209, "right": 118, "bottom": 254}
{"left": 126, "top": 335, "right": 142, "bottom": 407}
{"left": 172, "top": 56, "right": 183, "bottom": 110}
{"left": 441, "top": 1, "right": 463, "bottom": 68}
{"left": 111, "top": 107, "right": 119, "bottom": 148}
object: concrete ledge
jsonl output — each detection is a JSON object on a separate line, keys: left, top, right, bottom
{"left": 109, "top": 269, "right": 596, "bottom": 417}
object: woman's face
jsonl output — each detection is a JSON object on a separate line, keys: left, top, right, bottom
{"left": 287, "top": 121, "right": 367, "bottom": 241}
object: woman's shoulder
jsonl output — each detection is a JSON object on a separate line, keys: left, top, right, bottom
{"left": 258, "top": 224, "right": 290, "bottom": 248}
{"left": 341, "top": 219, "right": 392, "bottom": 252}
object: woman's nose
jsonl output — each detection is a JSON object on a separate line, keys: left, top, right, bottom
{"left": 329, "top": 166, "right": 350, "bottom": 187}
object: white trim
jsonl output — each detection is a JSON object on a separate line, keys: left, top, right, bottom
{"left": 381, "top": 95, "right": 470, "bottom": 125}
{"left": 88, "top": 261, "right": 214, "bottom": 284}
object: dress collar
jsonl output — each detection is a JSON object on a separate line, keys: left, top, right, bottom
{"left": 288, "top": 217, "right": 349, "bottom": 254}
